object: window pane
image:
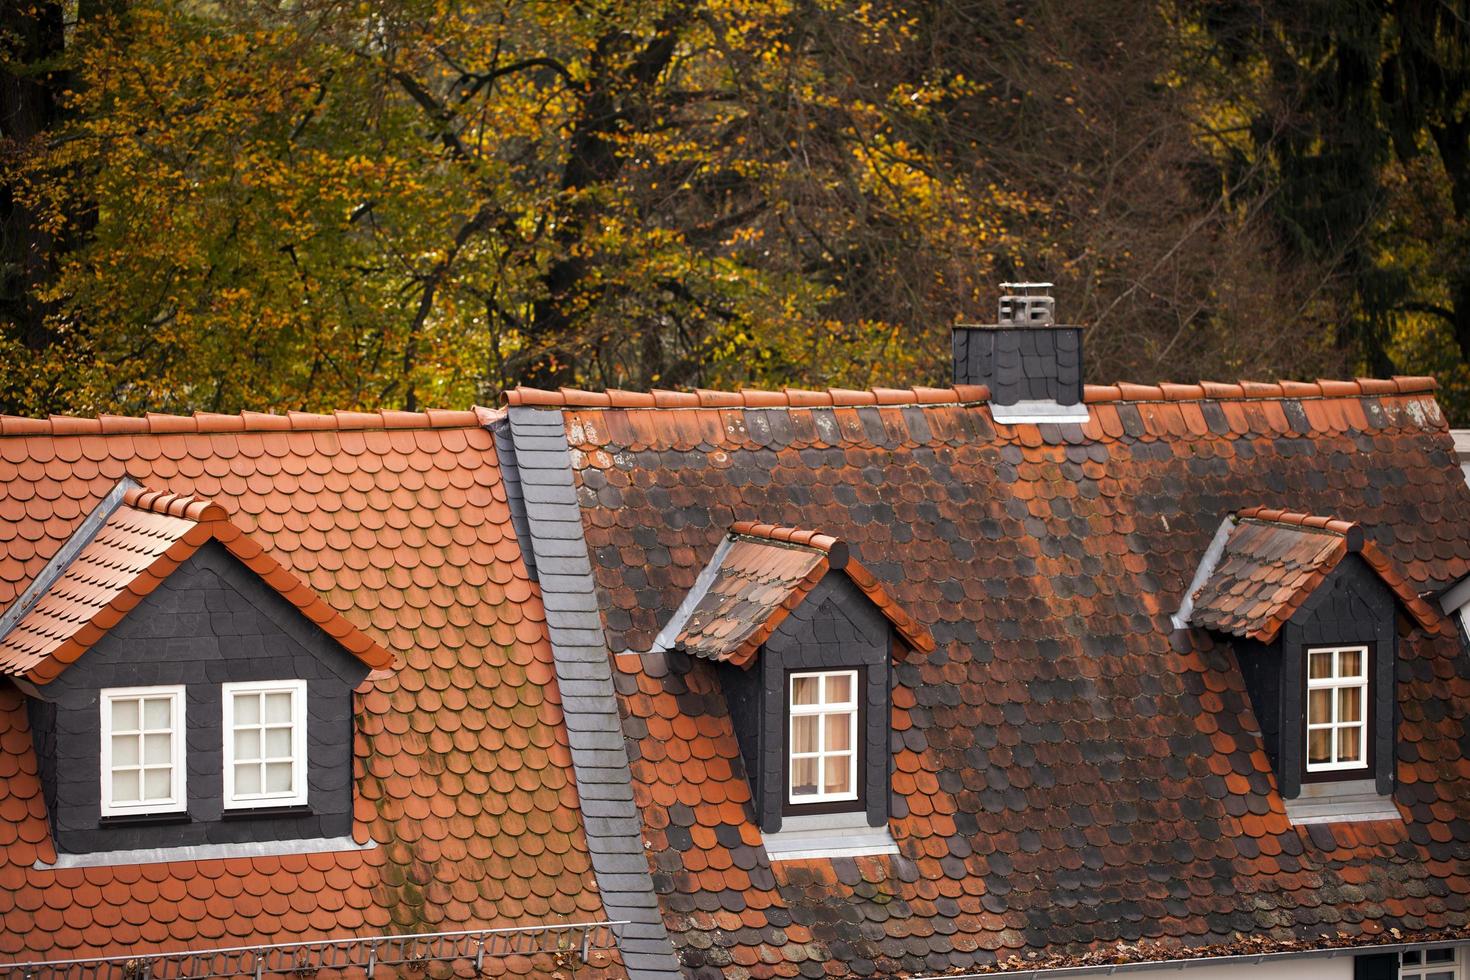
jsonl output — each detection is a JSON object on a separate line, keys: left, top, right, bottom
{"left": 265, "top": 762, "right": 294, "bottom": 793}
{"left": 823, "top": 754, "right": 851, "bottom": 794}
{"left": 1308, "top": 689, "right": 1331, "bottom": 724}
{"left": 1404, "top": 952, "right": 1422, "bottom": 965}
{"left": 235, "top": 693, "right": 260, "bottom": 725}
{"left": 1309, "top": 651, "right": 1333, "bottom": 679}
{"left": 143, "top": 732, "right": 171, "bottom": 765}
{"left": 1337, "top": 687, "right": 1362, "bottom": 723}
{"left": 236, "top": 728, "right": 261, "bottom": 761}
{"left": 236, "top": 763, "right": 262, "bottom": 796}
{"left": 112, "top": 699, "right": 140, "bottom": 732}
{"left": 1339, "top": 649, "right": 1362, "bottom": 677}
{"left": 1337, "top": 726, "right": 1363, "bottom": 763}
{"left": 112, "top": 734, "right": 139, "bottom": 767}
{"left": 825, "top": 713, "right": 852, "bottom": 752}
{"left": 112, "top": 769, "right": 139, "bottom": 803}
{"left": 142, "top": 697, "right": 171, "bottom": 730}
{"left": 791, "top": 715, "right": 818, "bottom": 754}
{"left": 1426, "top": 972, "right": 1454, "bottom": 980}
{"left": 1308, "top": 728, "right": 1331, "bottom": 764}
{"left": 143, "top": 768, "right": 172, "bottom": 800}
{"left": 790, "top": 756, "right": 818, "bottom": 797}
{"left": 265, "top": 727, "right": 292, "bottom": 757}
{"left": 791, "top": 676, "right": 819, "bottom": 706}
{"left": 1427, "top": 949, "right": 1455, "bottom": 963}
{"left": 264, "top": 692, "right": 294, "bottom": 723}
{"left": 825, "top": 673, "right": 852, "bottom": 704}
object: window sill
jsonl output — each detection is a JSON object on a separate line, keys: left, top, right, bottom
{"left": 97, "top": 811, "right": 191, "bottom": 828}
{"left": 220, "top": 804, "right": 312, "bottom": 821}
{"left": 1284, "top": 779, "right": 1402, "bottom": 825}
{"left": 39, "top": 835, "right": 374, "bottom": 870}
{"left": 763, "top": 811, "right": 898, "bottom": 862}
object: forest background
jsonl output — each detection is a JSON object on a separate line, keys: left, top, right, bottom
{"left": 5, "top": 0, "right": 1470, "bottom": 420}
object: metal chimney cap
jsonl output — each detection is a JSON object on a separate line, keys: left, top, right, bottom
{"left": 999, "top": 282, "right": 1053, "bottom": 290}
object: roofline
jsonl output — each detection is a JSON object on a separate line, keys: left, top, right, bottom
{"left": 501, "top": 376, "right": 1439, "bottom": 409}
{"left": 0, "top": 408, "right": 490, "bottom": 437}
{"left": 908, "top": 935, "right": 1469, "bottom": 979}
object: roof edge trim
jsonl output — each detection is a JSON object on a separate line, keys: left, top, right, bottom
{"left": 1174, "top": 516, "right": 1236, "bottom": 630}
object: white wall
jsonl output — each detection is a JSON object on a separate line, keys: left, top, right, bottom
{"left": 1159, "top": 956, "right": 1352, "bottom": 980}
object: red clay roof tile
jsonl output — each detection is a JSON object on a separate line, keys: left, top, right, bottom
{"left": 0, "top": 415, "right": 613, "bottom": 975}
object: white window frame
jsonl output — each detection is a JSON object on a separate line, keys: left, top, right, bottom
{"left": 787, "top": 669, "right": 860, "bottom": 806}
{"left": 100, "top": 685, "right": 187, "bottom": 817}
{"left": 222, "top": 679, "right": 309, "bottom": 810}
{"left": 1402, "top": 944, "right": 1464, "bottom": 980}
{"left": 1305, "top": 644, "right": 1370, "bottom": 774}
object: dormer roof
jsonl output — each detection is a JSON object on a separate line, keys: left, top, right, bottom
{"left": 1187, "top": 507, "right": 1443, "bottom": 642}
{"left": 0, "top": 484, "right": 396, "bottom": 684}
{"left": 666, "top": 522, "right": 934, "bottom": 667}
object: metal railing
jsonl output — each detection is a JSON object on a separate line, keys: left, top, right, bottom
{"left": 2, "top": 921, "right": 626, "bottom": 979}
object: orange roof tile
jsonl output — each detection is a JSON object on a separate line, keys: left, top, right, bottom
{"left": 503, "top": 375, "right": 1438, "bottom": 410}
{"left": 0, "top": 412, "right": 612, "bottom": 974}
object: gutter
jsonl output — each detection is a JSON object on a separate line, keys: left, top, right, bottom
{"left": 908, "top": 938, "right": 1457, "bottom": 979}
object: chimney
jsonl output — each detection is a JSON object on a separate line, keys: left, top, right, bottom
{"left": 951, "top": 283, "right": 1088, "bottom": 423}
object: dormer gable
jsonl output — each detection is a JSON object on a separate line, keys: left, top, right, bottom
{"left": 1, "top": 484, "right": 394, "bottom": 860}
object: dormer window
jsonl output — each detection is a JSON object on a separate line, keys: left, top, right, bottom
{"left": 223, "top": 680, "right": 309, "bottom": 809}
{"left": 1305, "top": 645, "right": 1370, "bottom": 779}
{"left": 100, "top": 686, "right": 186, "bottom": 817}
{"left": 787, "top": 669, "right": 862, "bottom": 811}
{"left": 0, "top": 484, "right": 394, "bottom": 860}
{"left": 1182, "top": 506, "right": 1443, "bottom": 822}
{"left": 655, "top": 521, "right": 934, "bottom": 854}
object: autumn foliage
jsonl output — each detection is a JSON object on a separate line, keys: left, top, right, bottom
{"left": 3, "top": 1, "right": 1469, "bottom": 418}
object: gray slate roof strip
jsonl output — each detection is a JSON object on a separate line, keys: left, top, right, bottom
{"left": 501, "top": 406, "right": 682, "bottom": 980}
{"left": 488, "top": 420, "right": 536, "bottom": 581}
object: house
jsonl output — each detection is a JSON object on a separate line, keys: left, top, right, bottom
{"left": 2, "top": 287, "right": 1470, "bottom": 979}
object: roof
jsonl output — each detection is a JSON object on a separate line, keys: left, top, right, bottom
{"left": 560, "top": 378, "right": 1470, "bottom": 975}
{"left": 670, "top": 522, "right": 935, "bottom": 666}
{"left": 0, "top": 413, "right": 613, "bottom": 974}
{"left": 0, "top": 486, "right": 395, "bottom": 682}
{"left": 1, "top": 376, "right": 1469, "bottom": 976}
{"left": 1188, "top": 507, "right": 1445, "bottom": 642}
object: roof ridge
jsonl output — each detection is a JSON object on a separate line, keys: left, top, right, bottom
{"left": 1235, "top": 506, "right": 1362, "bottom": 544}
{"left": 501, "top": 376, "right": 1438, "bottom": 410}
{"left": 729, "top": 521, "right": 846, "bottom": 564}
{"left": 121, "top": 486, "right": 229, "bottom": 523}
{"left": 0, "top": 407, "right": 488, "bottom": 437}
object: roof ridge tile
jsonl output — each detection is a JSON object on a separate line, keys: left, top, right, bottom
{"left": 0, "top": 409, "right": 484, "bottom": 437}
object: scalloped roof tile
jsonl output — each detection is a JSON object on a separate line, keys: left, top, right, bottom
{"left": 0, "top": 411, "right": 617, "bottom": 975}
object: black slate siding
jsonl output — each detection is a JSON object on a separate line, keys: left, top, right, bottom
{"left": 952, "top": 324, "right": 1084, "bottom": 406}
{"left": 32, "top": 541, "right": 367, "bottom": 855}
{"left": 1289, "top": 555, "right": 1398, "bottom": 796}
{"left": 1235, "top": 555, "right": 1396, "bottom": 799}
{"left": 722, "top": 573, "right": 893, "bottom": 833}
